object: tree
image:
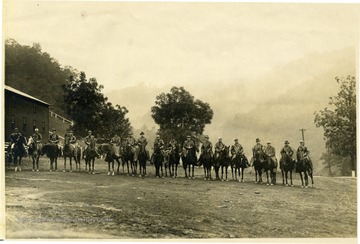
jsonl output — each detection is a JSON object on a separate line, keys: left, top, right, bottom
{"left": 5, "top": 38, "right": 76, "bottom": 116}
{"left": 314, "top": 76, "right": 356, "bottom": 176}
{"left": 151, "top": 86, "right": 213, "bottom": 144}
{"left": 62, "top": 72, "right": 131, "bottom": 138}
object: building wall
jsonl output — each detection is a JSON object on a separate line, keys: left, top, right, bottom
{"left": 5, "top": 90, "right": 49, "bottom": 141}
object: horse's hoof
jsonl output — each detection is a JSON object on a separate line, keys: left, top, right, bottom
{"left": 18, "top": 167, "right": 21, "bottom": 171}
{"left": 70, "top": 171, "right": 72, "bottom": 173}
{"left": 36, "top": 169, "right": 39, "bottom": 172}
{"left": 301, "top": 186, "right": 304, "bottom": 188}
{"left": 204, "top": 178, "right": 206, "bottom": 181}
{"left": 32, "top": 169, "right": 35, "bottom": 172}
{"left": 107, "top": 172, "right": 110, "bottom": 176}
{"left": 312, "top": 185, "right": 315, "bottom": 188}
{"left": 271, "top": 183, "right": 273, "bottom": 186}
{"left": 188, "top": 177, "right": 191, "bottom": 180}
{"left": 255, "top": 181, "right": 257, "bottom": 184}
{"left": 88, "top": 171, "right": 91, "bottom": 174}
{"left": 156, "top": 176, "right": 159, "bottom": 178}
{"left": 291, "top": 184, "right": 294, "bottom": 187}
{"left": 112, "top": 172, "right": 115, "bottom": 176}
{"left": 14, "top": 167, "right": 17, "bottom": 172}
{"left": 226, "top": 179, "right": 228, "bottom": 182}
{"left": 92, "top": 172, "right": 95, "bottom": 175}
{"left": 305, "top": 186, "right": 308, "bottom": 189}
{"left": 267, "top": 183, "right": 269, "bottom": 186}
{"left": 63, "top": 170, "right": 66, "bottom": 172}
{"left": 49, "top": 170, "right": 52, "bottom": 172}
{"left": 139, "top": 175, "right": 142, "bottom": 178}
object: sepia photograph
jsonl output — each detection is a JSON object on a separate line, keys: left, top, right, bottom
{"left": 1, "top": 0, "right": 358, "bottom": 242}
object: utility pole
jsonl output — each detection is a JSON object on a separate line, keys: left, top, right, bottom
{"left": 299, "top": 128, "right": 306, "bottom": 142}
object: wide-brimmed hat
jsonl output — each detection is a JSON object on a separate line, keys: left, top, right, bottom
{"left": 267, "top": 141, "right": 271, "bottom": 144}
{"left": 88, "top": 130, "right": 92, "bottom": 133}
{"left": 52, "top": 128, "right": 56, "bottom": 131}
{"left": 204, "top": 135, "right": 209, "bottom": 139}
{"left": 140, "top": 132, "right": 144, "bottom": 135}
{"left": 234, "top": 139, "right": 238, "bottom": 142}
{"left": 69, "top": 130, "right": 73, "bottom": 133}
{"left": 300, "top": 140, "right": 304, "bottom": 143}
{"left": 187, "top": 135, "right": 191, "bottom": 138}
{"left": 285, "top": 140, "right": 290, "bottom": 144}
{"left": 256, "top": 138, "right": 260, "bottom": 142}
{"left": 35, "top": 128, "right": 39, "bottom": 132}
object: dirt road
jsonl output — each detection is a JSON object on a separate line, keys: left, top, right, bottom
{"left": 4, "top": 157, "right": 357, "bottom": 239}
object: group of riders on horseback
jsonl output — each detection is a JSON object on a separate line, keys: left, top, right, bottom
{"left": 7, "top": 127, "right": 314, "bottom": 188}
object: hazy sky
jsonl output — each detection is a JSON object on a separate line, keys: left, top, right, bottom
{"left": 3, "top": 1, "right": 359, "bottom": 94}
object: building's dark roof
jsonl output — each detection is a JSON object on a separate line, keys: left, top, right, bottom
{"left": 4, "top": 85, "right": 50, "bottom": 106}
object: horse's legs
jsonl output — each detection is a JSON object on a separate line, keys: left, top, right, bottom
{"left": 304, "top": 171, "right": 309, "bottom": 188}
{"left": 299, "top": 172, "right": 304, "bottom": 187}
{"left": 69, "top": 158, "right": 73, "bottom": 172}
{"left": 309, "top": 170, "right": 314, "bottom": 187}
{"left": 161, "top": 163, "right": 164, "bottom": 178}
{"left": 116, "top": 158, "right": 121, "bottom": 174}
{"left": 191, "top": 164, "right": 195, "bottom": 179}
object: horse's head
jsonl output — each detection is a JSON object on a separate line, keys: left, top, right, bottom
{"left": 27, "top": 136, "right": 34, "bottom": 146}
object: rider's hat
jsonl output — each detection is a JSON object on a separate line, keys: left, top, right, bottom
{"left": 187, "top": 135, "right": 191, "bottom": 138}
{"left": 256, "top": 138, "right": 260, "bottom": 142}
{"left": 218, "top": 137, "right": 222, "bottom": 140}
{"left": 204, "top": 135, "right": 209, "bottom": 139}
{"left": 267, "top": 141, "right": 271, "bottom": 144}
{"left": 52, "top": 128, "right": 56, "bottom": 131}
{"left": 140, "top": 131, "right": 144, "bottom": 135}
{"left": 234, "top": 139, "right": 238, "bottom": 142}
{"left": 69, "top": 130, "right": 73, "bottom": 133}
{"left": 35, "top": 128, "right": 39, "bottom": 132}
{"left": 299, "top": 140, "right": 304, "bottom": 143}
{"left": 285, "top": 140, "right": 290, "bottom": 144}
{"left": 129, "top": 131, "right": 133, "bottom": 135}
{"left": 88, "top": 130, "right": 92, "bottom": 133}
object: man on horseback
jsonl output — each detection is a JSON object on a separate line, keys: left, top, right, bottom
{"left": 32, "top": 128, "right": 43, "bottom": 144}
{"left": 231, "top": 139, "right": 243, "bottom": 159}
{"left": 110, "top": 134, "right": 121, "bottom": 157}
{"left": 252, "top": 138, "right": 263, "bottom": 157}
{"left": 214, "top": 137, "right": 226, "bottom": 160}
{"left": 49, "top": 128, "right": 60, "bottom": 149}
{"left": 84, "top": 130, "right": 100, "bottom": 158}
{"left": 183, "top": 135, "right": 196, "bottom": 152}
{"left": 137, "top": 132, "right": 150, "bottom": 160}
{"left": 296, "top": 140, "right": 312, "bottom": 170}
{"left": 264, "top": 141, "right": 278, "bottom": 172}
{"left": 10, "top": 127, "right": 27, "bottom": 156}
{"left": 280, "top": 140, "right": 294, "bottom": 158}
{"left": 65, "top": 130, "right": 77, "bottom": 144}
{"left": 199, "top": 135, "right": 213, "bottom": 162}
{"left": 153, "top": 134, "right": 165, "bottom": 150}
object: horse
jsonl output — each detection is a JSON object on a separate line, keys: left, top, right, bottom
{"left": 11, "top": 135, "right": 27, "bottom": 171}
{"left": 98, "top": 143, "right": 121, "bottom": 176}
{"left": 280, "top": 153, "right": 295, "bottom": 186}
{"left": 168, "top": 144, "right": 181, "bottom": 178}
{"left": 42, "top": 143, "right": 60, "bottom": 171}
{"left": 264, "top": 155, "right": 277, "bottom": 185}
{"left": 121, "top": 143, "right": 135, "bottom": 176}
{"left": 198, "top": 148, "right": 213, "bottom": 180}
{"left": 162, "top": 148, "right": 172, "bottom": 178}
{"left": 231, "top": 152, "right": 250, "bottom": 182}
{"left": 27, "top": 136, "right": 42, "bottom": 171}
{"left": 152, "top": 146, "right": 164, "bottom": 178}
{"left": 219, "top": 146, "right": 231, "bottom": 181}
{"left": 251, "top": 150, "right": 266, "bottom": 184}
{"left": 138, "top": 145, "right": 148, "bottom": 177}
{"left": 84, "top": 146, "right": 97, "bottom": 174}
{"left": 297, "top": 157, "right": 315, "bottom": 188}
{"left": 62, "top": 137, "right": 81, "bottom": 172}
{"left": 181, "top": 145, "right": 198, "bottom": 179}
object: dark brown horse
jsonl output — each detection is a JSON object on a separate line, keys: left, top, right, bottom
{"left": 63, "top": 137, "right": 81, "bottom": 172}
{"left": 280, "top": 153, "right": 295, "bottom": 186}
{"left": 121, "top": 143, "right": 135, "bottom": 176}
{"left": 181, "top": 145, "right": 198, "bottom": 179}
{"left": 297, "top": 157, "right": 314, "bottom": 188}
{"left": 251, "top": 150, "right": 266, "bottom": 184}
{"left": 169, "top": 144, "right": 181, "bottom": 178}
{"left": 264, "top": 155, "right": 277, "bottom": 186}
{"left": 138, "top": 145, "right": 148, "bottom": 177}
{"left": 220, "top": 146, "right": 231, "bottom": 181}
{"left": 11, "top": 135, "right": 27, "bottom": 171}
{"left": 199, "top": 148, "right": 213, "bottom": 180}
{"left": 231, "top": 152, "right": 250, "bottom": 182}
{"left": 42, "top": 143, "right": 61, "bottom": 171}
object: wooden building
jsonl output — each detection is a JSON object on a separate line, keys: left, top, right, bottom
{"left": 4, "top": 85, "right": 50, "bottom": 141}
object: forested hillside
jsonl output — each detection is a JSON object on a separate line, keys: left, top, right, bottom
{"left": 5, "top": 39, "right": 77, "bottom": 116}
